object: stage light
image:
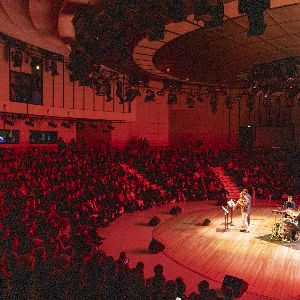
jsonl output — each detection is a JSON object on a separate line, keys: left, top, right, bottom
{"left": 204, "top": 0, "right": 224, "bottom": 28}
{"left": 197, "top": 94, "right": 204, "bottom": 102}
{"left": 25, "top": 120, "right": 34, "bottom": 127}
{"left": 104, "top": 80, "right": 113, "bottom": 102}
{"left": 116, "top": 81, "right": 124, "bottom": 103}
{"left": 194, "top": 0, "right": 210, "bottom": 21}
{"left": 50, "top": 60, "right": 59, "bottom": 76}
{"left": 11, "top": 49, "right": 22, "bottom": 67}
{"left": 48, "top": 121, "right": 57, "bottom": 128}
{"left": 30, "top": 56, "right": 42, "bottom": 73}
{"left": 225, "top": 96, "right": 234, "bottom": 109}
{"left": 145, "top": 89, "right": 155, "bottom": 102}
{"left": 89, "top": 123, "right": 97, "bottom": 129}
{"left": 61, "top": 122, "right": 71, "bottom": 129}
{"left": 186, "top": 93, "right": 195, "bottom": 108}
{"left": 4, "top": 119, "right": 14, "bottom": 126}
{"left": 210, "top": 94, "right": 218, "bottom": 113}
{"left": 238, "top": 0, "right": 270, "bottom": 36}
{"left": 167, "top": 0, "right": 186, "bottom": 23}
{"left": 125, "top": 87, "right": 140, "bottom": 102}
{"left": 157, "top": 90, "right": 165, "bottom": 96}
{"left": 168, "top": 92, "right": 177, "bottom": 105}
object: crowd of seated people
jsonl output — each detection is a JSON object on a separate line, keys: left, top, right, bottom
{"left": 0, "top": 141, "right": 238, "bottom": 299}
{"left": 123, "top": 139, "right": 228, "bottom": 203}
{"left": 223, "top": 149, "right": 298, "bottom": 200}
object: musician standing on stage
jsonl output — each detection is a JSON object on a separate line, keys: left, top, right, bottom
{"left": 234, "top": 190, "right": 251, "bottom": 233}
{"left": 284, "top": 195, "right": 295, "bottom": 209}
{"left": 243, "top": 189, "right": 252, "bottom": 226}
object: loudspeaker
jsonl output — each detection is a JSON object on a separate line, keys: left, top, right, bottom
{"left": 148, "top": 239, "right": 165, "bottom": 254}
{"left": 170, "top": 206, "right": 182, "bottom": 215}
{"left": 202, "top": 218, "right": 211, "bottom": 226}
{"left": 222, "top": 275, "right": 249, "bottom": 298}
{"left": 149, "top": 216, "right": 161, "bottom": 226}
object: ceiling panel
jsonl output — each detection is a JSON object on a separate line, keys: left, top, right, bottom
{"left": 285, "top": 46, "right": 300, "bottom": 55}
{"left": 267, "top": 35, "right": 300, "bottom": 48}
{"left": 281, "top": 20, "right": 300, "bottom": 33}
{"left": 261, "top": 24, "right": 288, "bottom": 40}
{"left": 268, "top": 4, "right": 300, "bottom": 23}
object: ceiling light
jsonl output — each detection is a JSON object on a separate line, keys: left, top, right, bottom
{"left": 238, "top": 0, "right": 270, "bottom": 36}
{"left": 11, "top": 49, "right": 23, "bottom": 67}
{"left": 145, "top": 89, "right": 155, "bottom": 102}
{"left": 168, "top": 92, "right": 177, "bottom": 105}
{"left": 157, "top": 90, "right": 165, "bottom": 96}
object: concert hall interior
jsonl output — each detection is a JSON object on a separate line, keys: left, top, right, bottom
{"left": 1, "top": 1, "right": 300, "bottom": 299}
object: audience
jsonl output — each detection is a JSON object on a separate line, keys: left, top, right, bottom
{"left": 222, "top": 148, "right": 298, "bottom": 200}
{"left": 1, "top": 139, "right": 296, "bottom": 299}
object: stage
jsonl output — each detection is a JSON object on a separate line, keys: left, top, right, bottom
{"left": 99, "top": 201, "right": 300, "bottom": 299}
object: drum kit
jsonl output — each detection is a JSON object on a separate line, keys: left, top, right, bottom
{"left": 271, "top": 209, "right": 300, "bottom": 242}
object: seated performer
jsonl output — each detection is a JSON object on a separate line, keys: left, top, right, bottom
{"left": 284, "top": 195, "right": 295, "bottom": 209}
{"left": 234, "top": 191, "right": 251, "bottom": 233}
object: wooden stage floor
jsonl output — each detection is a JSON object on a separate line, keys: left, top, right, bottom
{"left": 99, "top": 201, "right": 300, "bottom": 300}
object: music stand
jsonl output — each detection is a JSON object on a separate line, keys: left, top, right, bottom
{"left": 222, "top": 206, "right": 229, "bottom": 231}
{"left": 227, "top": 199, "right": 235, "bottom": 226}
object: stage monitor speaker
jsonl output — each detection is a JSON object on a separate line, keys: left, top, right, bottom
{"left": 170, "top": 206, "right": 182, "bottom": 215}
{"left": 202, "top": 218, "right": 211, "bottom": 226}
{"left": 148, "top": 239, "right": 165, "bottom": 254}
{"left": 149, "top": 216, "right": 161, "bottom": 226}
{"left": 222, "top": 275, "right": 249, "bottom": 298}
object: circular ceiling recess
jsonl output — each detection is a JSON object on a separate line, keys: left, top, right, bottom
{"left": 134, "top": 1, "right": 300, "bottom": 85}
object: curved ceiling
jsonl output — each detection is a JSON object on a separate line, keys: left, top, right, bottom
{"left": 133, "top": 0, "right": 300, "bottom": 85}
{"left": 0, "top": 0, "right": 300, "bottom": 85}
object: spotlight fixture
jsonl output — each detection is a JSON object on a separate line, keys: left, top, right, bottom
{"left": 125, "top": 87, "right": 140, "bottom": 102}
{"left": 61, "top": 122, "right": 71, "bottom": 129}
{"left": 168, "top": 92, "right": 177, "bottom": 105}
{"left": 89, "top": 123, "right": 97, "bottom": 129}
{"left": 157, "top": 90, "right": 165, "bottom": 96}
{"left": 225, "top": 96, "right": 234, "bottom": 109}
{"left": 50, "top": 60, "right": 59, "bottom": 76}
{"left": 210, "top": 94, "right": 218, "bottom": 113}
{"left": 186, "top": 93, "right": 195, "bottom": 108}
{"left": 104, "top": 80, "right": 113, "bottom": 102}
{"left": 116, "top": 81, "right": 124, "bottom": 103}
{"left": 194, "top": 0, "right": 210, "bottom": 21}
{"left": 30, "top": 56, "right": 42, "bottom": 73}
{"left": 76, "top": 122, "right": 84, "bottom": 130}
{"left": 145, "top": 89, "right": 155, "bottom": 102}
{"left": 4, "top": 119, "right": 14, "bottom": 126}
{"left": 204, "top": 0, "right": 224, "bottom": 28}
{"left": 25, "top": 120, "right": 35, "bottom": 127}
{"left": 197, "top": 94, "right": 204, "bottom": 102}
{"left": 11, "top": 49, "right": 23, "bottom": 67}
{"left": 48, "top": 121, "right": 57, "bottom": 128}
{"left": 238, "top": 0, "right": 270, "bottom": 36}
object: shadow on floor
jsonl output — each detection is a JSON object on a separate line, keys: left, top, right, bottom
{"left": 130, "top": 248, "right": 150, "bottom": 255}
{"left": 256, "top": 234, "right": 300, "bottom": 250}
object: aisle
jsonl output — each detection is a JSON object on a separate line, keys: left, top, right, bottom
{"left": 212, "top": 166, "right": 241, "bottom": 200}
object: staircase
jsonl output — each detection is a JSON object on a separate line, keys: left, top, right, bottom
{"left": 212, "top": 166, "right": 241, "bottom": 201}
{"left": 120, "top": 164, "right": 165, "bottom": 192}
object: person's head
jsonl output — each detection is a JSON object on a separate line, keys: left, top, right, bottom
{"left": 223, "top": 285, "right": 234, "bottom": 299}
{"left": 288, "top": 196, "right": 293, "bottom": 202}
{"left": 136, "top": 261, "right": 144, "bottom": 271}
{"left": 198, "top": 280, "right": 209, "bottom": 293}
{"left": 154, "top": 264, "right": 164, "bottom": 276}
